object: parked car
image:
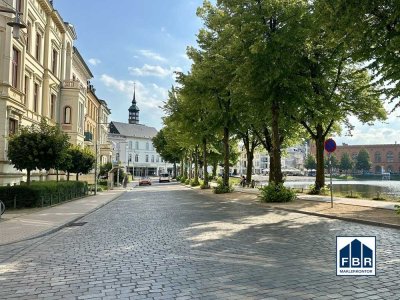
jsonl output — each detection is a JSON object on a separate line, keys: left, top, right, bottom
{"left": 159, "top": 173, "right": 171, "bottom": 183}
{"left": 139, "top": 177, "right": 152, "bottom": 186}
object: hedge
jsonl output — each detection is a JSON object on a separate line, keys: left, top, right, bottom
{"left": 0, "top": 181, "right": 88, "bottom": 209}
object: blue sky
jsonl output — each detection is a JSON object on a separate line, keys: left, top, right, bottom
{"left": 54, "top": 0, "right": 398, "bottom": 146}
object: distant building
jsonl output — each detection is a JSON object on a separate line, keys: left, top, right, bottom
{"left": 108, "top": 91, "right": 174, "bottom": 176}
{"left": 310, "top": 143, "right": 400, "bottom": 174}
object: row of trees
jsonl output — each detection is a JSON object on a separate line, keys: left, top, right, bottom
{"left": 8, "top": 120, "right": 95, "bottom": 184}
{"left": 156, "top": 0, "right": 397, "bottom": 193}
{"left": 305, "top": 149, "right": 372, "bottom": 175}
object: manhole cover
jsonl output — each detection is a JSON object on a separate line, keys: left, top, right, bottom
{"left": 67, "top": 222, "right": 87, "bottom": 227}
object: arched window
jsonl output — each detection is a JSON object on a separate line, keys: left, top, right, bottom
{"left": 146, "top": 155, "right": 149, "bottom": 162}
{"left": 135, "top": 141, "right": 139, "bottom": 150}
{"left": 64, "top": 106, "right": 71, "bottom": 124}
{"left": 128, "top": 154, "right": 132, "bottom": 162}
{"left": 374, "top": 152, "right": 381, "bottom": 163}
{"left": 387, "top": 151, "right": 394, "bottom": 163}
{"left": 135, "top": 154, "right": 139, "bottom": 162}
{"left": 151, "top": 155, "right": 154, "bottom": 162}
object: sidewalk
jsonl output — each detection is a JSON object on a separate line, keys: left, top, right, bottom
{"left": 208, "top": 186, "right": 400, "bottom": 228}
{"left": 0, "top": 189, "right": 125, "bottom": 246}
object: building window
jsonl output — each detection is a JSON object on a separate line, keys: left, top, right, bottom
{"left": 129, "top": 141, "right": 133, "bottom": 149}
{"left": 135, "top": 154, "right": 139, "bottom": 162}
{"left": 50, "top": 94, "right": 56, "bottom": 120}
{"left": 387, "top": 152, "right": 394, "bottom": 163}
{"left": 52, "top": 49, "right": 58, "bottom": 74}
{"left": 35, "top": 33, "right": 41, "bottom": 61}
{"left": 156, "top": 156, "right": 159, "bottom": 162}
{"left": 146, "top": 155, "right": 149, "bottom": 162}
{"left": 9, "top": 118, "right": 18, "bottom": 135}
{"left": 64, "top": 106, "right": 71, "bottom": 124}
{"left": 12, "top": 48, "right": 19, "bottom": 88}
{"left": 116, "top": 153, "right": 120, "bottom": 162}
{"left": 128, "top": 154, "right": 132, "bottom": 162}
{"left": 374, "top": 152, "right": 381, "bottom": 163}
{"left": 24, "top": 75, "right": 29, "bottom": 105}
{"left": 33, "top": 83, "right": 39, "bottom": 113}
{"left": 135, "top": 141, "right": 139, "bottom": 150}
{"left": 146, "top": 142, "right": 149, "bottom": 150}
{"left": 151, "top": 155, "right": 154, "bottom": 162}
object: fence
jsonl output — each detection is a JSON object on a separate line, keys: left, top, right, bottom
{"left": 0, "top": 182, "right": 89, "bottom": 210}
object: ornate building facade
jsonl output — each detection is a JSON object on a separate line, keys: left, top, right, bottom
{"left": 0, "top": 0, "right": 112, "bottom": 185}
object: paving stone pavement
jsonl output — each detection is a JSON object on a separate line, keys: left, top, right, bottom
{"left": 1, "top": 183, "right": 400, "bottom": 299}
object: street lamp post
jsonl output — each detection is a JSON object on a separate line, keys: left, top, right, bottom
{"left": 0, "top": 5, "right": 26, "bottom": 40}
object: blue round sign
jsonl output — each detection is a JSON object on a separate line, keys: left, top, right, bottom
{"left": 324, "top": 138, "right": 336, "bottom": 153}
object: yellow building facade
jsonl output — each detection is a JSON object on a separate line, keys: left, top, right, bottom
{"left": 0, "top": 0, "right": 112, "bottom": 186}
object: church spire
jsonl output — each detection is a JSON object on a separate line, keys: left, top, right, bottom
{"left": 128, "top": 83, "right": 140, "bottom": 124}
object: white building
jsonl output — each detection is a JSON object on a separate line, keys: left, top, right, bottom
{"left": 108, "top": 90, "right": 174, "bottom": 177}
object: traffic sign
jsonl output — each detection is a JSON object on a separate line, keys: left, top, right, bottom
{"left": 324, "top": 138, "right": 336, "bottom": 153}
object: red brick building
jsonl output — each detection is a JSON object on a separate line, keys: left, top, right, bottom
{"left": 311, "top": 143, "right": 400, "bottom": 174}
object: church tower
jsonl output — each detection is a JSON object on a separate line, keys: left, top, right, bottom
{"left": 128, "top": 83, "right": 140, "bottom": 124}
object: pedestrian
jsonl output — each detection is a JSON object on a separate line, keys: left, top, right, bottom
{"left": 240, "top": 176, "right": 246, "bottom": 187}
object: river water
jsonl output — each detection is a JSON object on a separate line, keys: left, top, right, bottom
{"left": 251, "top": 175, "right": 400, "bottom": 200}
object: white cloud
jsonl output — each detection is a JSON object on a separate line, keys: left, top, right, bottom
{"left": 138, "top": 50, "right": 166, "bottom": 62}
{"left": 88, "top": 58, "right": 101, "bottom": 66}
{"left": 99, "top": 74, "right": 167, "bottom": 110}
{"left": 128, "top": 64, "right": 182, "bottom": 78}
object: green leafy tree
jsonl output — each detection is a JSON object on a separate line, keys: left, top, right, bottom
{"left": 305, "top": 155, "right": 317, "bottom": 170}
{"left": 340, "top": 153, "right": 354, "bottom": 176}
{"left": 65, "top": 146, "right": 95, "bottom": 181}
{"left": 324, "top": 154, "right": 339, "bottom": 171}
{"left": 7, "top": 119, "right": 70, "bottom": 185}
{"left": 355, "top": 148, "right": 372, "bottom": 174}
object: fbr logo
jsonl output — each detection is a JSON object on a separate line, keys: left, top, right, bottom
{"left": 336, "top": 236, "right": 376, "bottom": 276}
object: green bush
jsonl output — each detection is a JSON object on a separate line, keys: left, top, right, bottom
{"left": 308, "top": 184, "right": 330, "bottom": 195}
{"left": 395, "top": 205, "right": 400, "bottom": 215}
{"left": 180, "top": 176, "right": 187, "bottom": 183}
{"left": 184, "top": 179, "right": 190, "bottom": 185}
{"left": 190, "top": 180, "right": 200, "bottom": 187}
{"left": 0, "top": 181, "right": 87, "bottom": 209}
{"left": 259, "top": 182, "right": 295, "bottom": 203}
{"left": 200, "top": 183, "right": 210, "bottom": 189}
{"left": 213, "top": 179, "right": 234, "bottom": 194}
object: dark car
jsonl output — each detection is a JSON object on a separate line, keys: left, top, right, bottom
{"left": 139, "top": 177, "right": 152, "bottom": 186}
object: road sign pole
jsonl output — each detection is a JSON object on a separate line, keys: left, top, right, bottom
{"left": 329, "top": 152, "right": 333, "bottom": 208}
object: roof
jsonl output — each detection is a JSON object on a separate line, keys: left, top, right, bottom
{"left": 110, "top": 121, "right": 158, "bottom": 139}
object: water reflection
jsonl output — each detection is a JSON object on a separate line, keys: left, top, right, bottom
{"left": 284, "top": 180, "right": 400, "bottom": 200}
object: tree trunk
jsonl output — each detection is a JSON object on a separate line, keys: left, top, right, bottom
{"left": 203, "top": 138, "right": 208, "bottom": 187}
{"left": 268, "top": 153, "right": 274, "bottom": 183}
{"left": 27, "top": 169, "right": 31, "bottom": 185}
{"left": 271, "top": 99, "right": 283, "bottom": 184}
{"left": 76, "top": 173, "right": 79, "bottom": 181}
{"left": 223, "top": 126, "right": 230, "bottom": 188}
{"left": 67, "top": 172, "right": 70, "bottom": 181}
{"left": 184, "top": 157, "right": 188, "bottom": 178}
{"left": 212, "top": 161, "right": 217, "bottom": 178}
{"left": 246, "top": 151, "right": 254, "bottom": 185}
{"left": 173, "top": 162, "right": 177, "bottom": 178}
{"left": 180, "top": 159, "right": 184, "bottom": 178}
{"left": 56, "top": 169, "right": 59, "bottom": 182}
{"left": 314, "top": 124, "right": 325, "bottom": 192}
{"left": 194, "top": 146, "right": 199, "bottom": 184}
{"left": 189, "top": 154, "right": 192, "bottom": 180}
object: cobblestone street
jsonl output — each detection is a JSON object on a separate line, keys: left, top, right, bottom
{"left": 1, "top": 184, "right": 400, "bottom": 299}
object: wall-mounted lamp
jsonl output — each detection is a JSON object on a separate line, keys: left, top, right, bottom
{"left": 0, "top": 5, "right": 26, "bottom": 40}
